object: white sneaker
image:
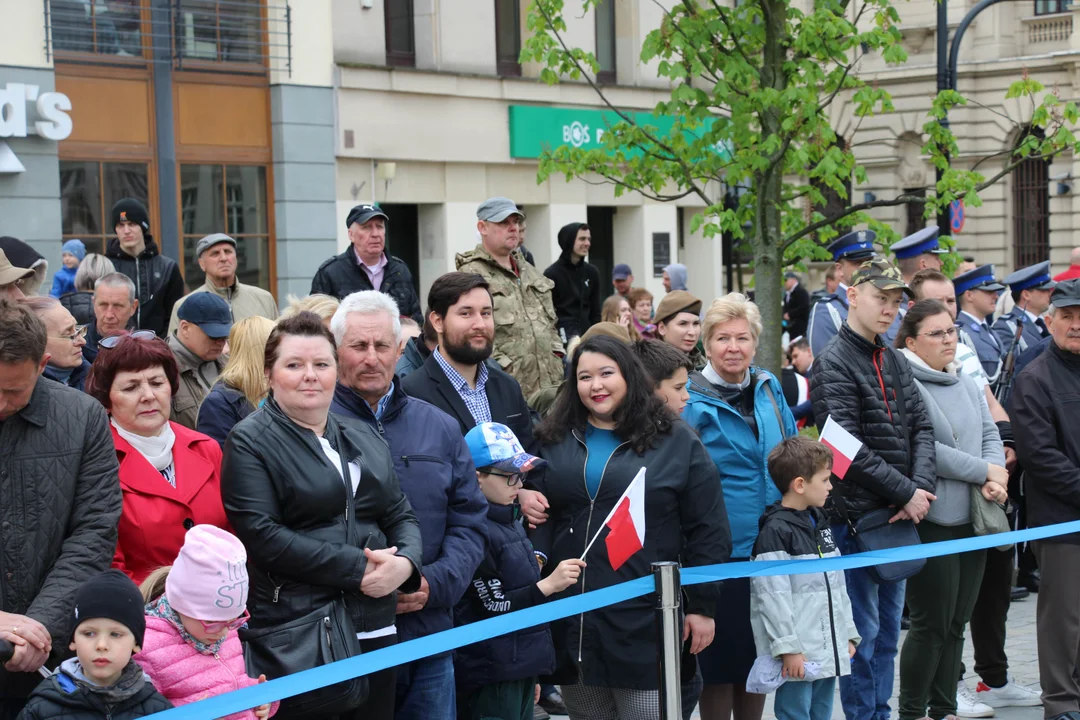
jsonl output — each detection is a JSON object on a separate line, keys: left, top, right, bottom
{"left": 957, "top": 682, "right": 996, "bottom": 718}
{"left": 976, "top": 677, "right": 1043, "bottom": 708}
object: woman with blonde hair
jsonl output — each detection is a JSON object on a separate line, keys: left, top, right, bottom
{"left": 196, "top": 316, "right": 277, "bottom": 448}
{"left": 601, "top": 293, "right": 640, "bottom": 340}
{"left": 281, "top": 293, "right": 339, "bottom": 325}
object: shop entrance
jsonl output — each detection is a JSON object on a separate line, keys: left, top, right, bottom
{"left": 381, "top": 203, "right": 420, "bottom": 295}
{"left": 586, "top": 206, "right": 615, "bottom": 298}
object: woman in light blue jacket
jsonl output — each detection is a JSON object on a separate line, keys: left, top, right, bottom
{"left": 683, "top": 293, "right": 797, "bottom": 720}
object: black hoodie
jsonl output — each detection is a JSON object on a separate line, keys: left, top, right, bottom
{"left": 105, "top": 237, "right": 185, "bottom": 338}
{"left": 542, "top": 223, "right": 602, "bottom": 341}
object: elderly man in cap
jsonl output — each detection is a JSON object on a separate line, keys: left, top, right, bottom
{"left": 1011, "top": 279, "right": 1080, "bottom": 720}
{"left": 168, "top": 233, "right": 278, "bottom": 334}
{"left": 456, "top": 197, "right": 564, "bottom": 402}
{"left": 992, "top": 260, "right": 1055, "bottom": 355}
{"left": 168, "top": 292, "right": 232, "bottom": 430}
{"left": 807, "top": 229, "right": 879, "bottom": 356}
{"left": 0, "top": 249, "right": 33, "bottom": 301}
{"left": 310, "top": 203, "right": 423, "bottom": 324}
{"left": 954, "top": 264, "right": 1007, "bottom": 385}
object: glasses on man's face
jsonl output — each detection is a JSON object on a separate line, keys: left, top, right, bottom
{"left": 198, "top": 608, "right": 250, "bottom": 634}
{"left": 98, "top": 330, "right": 156, "bottom": 350}
{"left": 919, "top": 327, "right": 958, "bottom": 342}
{"left": 53, "top": 325, "right": 88, "bottom": 343}
{"left": 487, "top": 471, "right": 524, "bottom": 487}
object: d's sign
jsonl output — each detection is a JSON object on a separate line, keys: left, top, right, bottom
{"left": 0, "top": 83, "right": 73, "bottom": 173}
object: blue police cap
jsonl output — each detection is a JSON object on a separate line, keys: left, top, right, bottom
{"left": 953, "top": 264, "right": 1005, "bottom": 296}
{"left": 827, "top": 230, "right": 877, "bottom": 262}
{"left": 1003, "top": 261, "right": 1055, "bottom": 293}
{"left": 891, "top": 226, "right": 944, "bottom": 260}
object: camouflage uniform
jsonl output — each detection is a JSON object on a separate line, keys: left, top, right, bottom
{"left": 456, "top": 244, "right": 566, "bottom": 399}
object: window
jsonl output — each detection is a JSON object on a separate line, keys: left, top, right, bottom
{"left": 595, "top": 0, "right": 616, "bottom": 84}
{"left": 175, "top": 0, "right": 265, "bottom": 65}
{"left": 385, "top": 0, "right": 416, "bottom": 67}
{"left": 1035, "top": 0, "right": 1072, "bottom": 14}
{"left": 180, "top": 164, "right": 272, "bottom": 291}
{"left": 904, "top": 187, "right": 928, "bottom": 237}
{"left": 495, "top": 0, "right": 521, "bottom": 77}
{"left": 50, "top": 0, "right": 145, "bottom": 58}
{"left": 1012, "top": 152, "right": 1050, "bottom": 269}
{"left": 60, "top": 161, "right": 150, "bottom": 252}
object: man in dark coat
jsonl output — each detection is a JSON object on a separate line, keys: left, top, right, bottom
{"left": 810, "top": 259, "right": 937, "bottom": 720}
{"left": 544, "top": 222, "right": 602, "bottom": 344}
{"left": 329, "top": 290, "right": 487, "bottom": 720}
{"left": 0, "top": 300, "right": 123, "bottom": 718}
{"left": 783, "top": 271, "right": 811, "bottom": 340}
{"left": 1011, "top": 279, "right": 1080, "bottom": 720}
{"left": 310, "top": 204, "right": 423, "bottom": 324}
{"left": 104, "top": 199, "right": 185, "bottom": 338}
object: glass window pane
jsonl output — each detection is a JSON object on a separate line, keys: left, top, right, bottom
{"left": 219, "top": 0, "right": 262, "bottom": 63}
{"left": 183, "top": 234, "right": 270, "bottom": 292}
{"left": 495, "top": 0, "right": 520, "bottom": 65}
{"left": 387, "top": 0, "right": 415, "bottom": 54}
{"left": 180, "top": 164, "right": 225, "bottom": 236}
{"left": 177, "top": 0, "right": 221, "bottom": 60}
{"left": 52, "top": 0, "right": 142, "bottom": 56}
{"left": 103, "top": 163, "right": 150, "bottom": 233}
{"left": 596, "top": 0, "right": 615, "bottom": 73}
{"left": 60, "top": 161, "right": 102, "bottom": 238}
{"left": 224, "top": 165, "right": 268, "bottom": 236}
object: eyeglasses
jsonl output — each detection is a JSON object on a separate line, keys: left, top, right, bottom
{"left": 486, "top": 471, "right": 524, "bottom": 487}
{"left": 198, "top": 608, "right": 250, "bottom": 634}
{"left": 919, "top": 327, "right": 958, "bottom": 341}
{"left": 98, "top": 330, "right": 156, "bottom": 350}
{"left": 53, "top": 325, "right": 88, "bottom": 343}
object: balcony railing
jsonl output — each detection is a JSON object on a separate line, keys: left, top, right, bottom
{"left": 1023, "top": 11, "right": 1074, "bottom": 52}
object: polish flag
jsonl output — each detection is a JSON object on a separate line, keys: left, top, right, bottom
{"left": 819, "top": 416, "right": 863, "bottom": 480}
{"left": 582, "top": 467, "right": 647, "bottom": 570}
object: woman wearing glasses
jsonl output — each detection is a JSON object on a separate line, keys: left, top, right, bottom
{"left": 85, "top": 333, "right": 230, "bottom": 584}
{"left": 894, "top": 299, "right": 1008, "bottom": 720}
{"left": 23, "top": 296, "right": 92, "bottom": 391}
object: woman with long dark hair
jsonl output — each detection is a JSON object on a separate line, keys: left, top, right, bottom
{"left": 531, "top": 335, "right": 731, "bottom": 720}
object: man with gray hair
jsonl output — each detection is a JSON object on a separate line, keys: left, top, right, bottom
{"left": 84, "top": 272, "right": 139, "bottom": 363}
{"left": 328, "top": 290, "right": 487, "bottom": 720}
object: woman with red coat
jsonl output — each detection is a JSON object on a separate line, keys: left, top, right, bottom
{"left": 87, "top": 333, "right": 230, "bottom": 584}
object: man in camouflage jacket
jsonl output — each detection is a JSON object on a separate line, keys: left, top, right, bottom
{"left": 456, "top": 198, "right": 565, "bottom": 401}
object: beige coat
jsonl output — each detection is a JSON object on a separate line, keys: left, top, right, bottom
{"left": 168, "top": 279, "right": 278, "bottom": 335}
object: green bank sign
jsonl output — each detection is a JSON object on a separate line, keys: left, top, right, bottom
{"left": 507, "top": 104, "right": 731, "bottom": 161}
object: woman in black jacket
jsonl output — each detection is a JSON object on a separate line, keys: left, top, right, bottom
{"left": 531, "top": 336, "right": 732, "bottom": 720}
{"left": 221, "top": 312, "right": 423, "bottom": 720}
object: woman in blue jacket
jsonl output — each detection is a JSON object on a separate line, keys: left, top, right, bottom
{"left": 683, "top": 293, "right": 797, "bottom": 720}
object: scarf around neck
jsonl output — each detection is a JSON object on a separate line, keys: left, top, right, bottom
{"left": 702, "top": 362, "right": 751, "bottom": 389}
{"left": 146, "top": 595, "right": 228, "bottom": 656}
{"left": 112, "top": 417, "right": 176, "bottom": 473}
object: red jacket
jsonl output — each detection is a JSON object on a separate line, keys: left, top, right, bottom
{"left": 110, "top": 422, "right": 230, "bottom": 584}
{"left": 1054, "top": 264, "right": 1080, "bottom": 282}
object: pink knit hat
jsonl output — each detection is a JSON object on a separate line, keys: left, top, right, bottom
{"left": 165, "top": 525, "right": 249, "bottom": 622}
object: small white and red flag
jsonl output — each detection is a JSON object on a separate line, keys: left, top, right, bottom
{"left": 819, "top": 416, "right": 863, "bottom": 480}
{"left": 582, "top": 467, "right": 646, "bottom": 571}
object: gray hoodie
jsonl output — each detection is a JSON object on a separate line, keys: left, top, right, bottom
{"left": 900, "top": 349, "right": 1005, "bottom": 526}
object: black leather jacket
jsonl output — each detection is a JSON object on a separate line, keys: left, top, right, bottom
{"left": 810, "top": 323, "right": 937, "bottom": 520}
{"left": 221, "top": 397, "right": 423, "bottom": 633}
{"left": 105, "top": 237, "right": 185, "bottom": 337}
{"left": 309, "top": 250, "right": 423, "bottom": 324}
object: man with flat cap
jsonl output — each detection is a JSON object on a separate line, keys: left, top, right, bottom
{"left": 310, "top": 203, "right": 423, "bottom": 323}
{"left": 807, "top": 229, "right": 878, "bottom": 356}
{"left": 168, "top": 233, "right": 278, "bottom": 334}
{"left": 168, "top": 292, "right": 233, "bottom": 430}
{"left": 456, "top": 197, "right": 565, "bottom": 403}
{"left": 992, "top": 260, "right": 1055, "bottom": 355}
{"left": 954, "top": 264, "right": 1007, "bottom": 385}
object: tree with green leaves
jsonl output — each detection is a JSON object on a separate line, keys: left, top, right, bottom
{"left": 522, "top": 0, "right": 1080, "bottom": 372}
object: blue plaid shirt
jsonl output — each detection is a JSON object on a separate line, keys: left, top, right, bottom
{"left": 433, "top": 348, "right": 492, "bottom": 424}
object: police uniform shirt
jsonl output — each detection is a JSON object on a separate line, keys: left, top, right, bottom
{"left": 957, "top": 310, "right": 1003, "bottom": 382}
{"left": 808, "top": 283, "right": 849, "bottom": 356}
{"left": 991, "top": 305, "right": 1048, "bottom": 355}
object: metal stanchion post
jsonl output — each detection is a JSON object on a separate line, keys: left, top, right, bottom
{"left": 653, "top": 561, "right": 682, "bottom": 720}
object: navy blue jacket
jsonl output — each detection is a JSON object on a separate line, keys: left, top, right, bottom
{"left": 197, "top": 381, "right": 256, "bottom": 449}
{"left": 43, "top": 358, "right": 91, "bottom": 392}
{"left": 453, "top": 501, "right": 555, "bottom": 693}
{"left": 331, "top": 380, "right": 488, "bottom": 644}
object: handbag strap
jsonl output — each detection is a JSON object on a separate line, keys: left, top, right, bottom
{"left": 760, "top": 375, "right": 791, "bottom": 439}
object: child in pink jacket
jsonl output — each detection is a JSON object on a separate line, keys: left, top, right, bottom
{"left": 135, "top": 525, "right": 277, "bottom": 720}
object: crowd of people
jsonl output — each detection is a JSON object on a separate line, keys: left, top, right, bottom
{"left": 0, "top": 195, "right": 1079, "bottom": 720}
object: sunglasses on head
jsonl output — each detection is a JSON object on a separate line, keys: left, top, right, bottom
{"left": 198, "top": 608, "right": 250, "bottom": 634}
{"left": 98, "top": 330, "right": 156, "bottom": 350}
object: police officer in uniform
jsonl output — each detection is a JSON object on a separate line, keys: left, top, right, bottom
{"left": 992, "top": 260, "right": 1055, "bottom": 355}
{"left": 885, "top": 225, "right": 947, "bottom": 345}
{"left": 954, "top": 264, "right": 1007, "bottom": 387}
{"left": 807, "top": 229, "right": 877, "bottom": 356}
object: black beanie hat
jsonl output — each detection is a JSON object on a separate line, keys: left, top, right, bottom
{"left": 111, "top": 198, "right": 150, "bottom": 233}
{"left": 71, "top": 569, "right": 147, "bottom": 647}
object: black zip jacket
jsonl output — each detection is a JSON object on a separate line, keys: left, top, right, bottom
{"left": 105, "top": 237, "right": 185, "bottom": 338}
{"left": 810, "top": 323, "right": 937, "bottom": 520}
{"left": 221, "top": 396, "right": 423, "bottom": 634}
{"left": 543, "top": 224, "right": 602, "bottom": 341}
{"left": 16, "top": 661, "right": 172, "bottom": 720}
{"left": 530, "top": 421, "right": 732, "bottom": 690}
{"left": 1011, "top": 341, "right": 1080, "bottom": 543}
{"left": 309, "top": 249, "right": 423, "bottom": 324}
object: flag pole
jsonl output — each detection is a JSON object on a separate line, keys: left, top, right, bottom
{"left": 580, "top": 523, "right": 606, "bottom": 561}
{"left": 579, "top": 466, "right": 646, "bottom": 561}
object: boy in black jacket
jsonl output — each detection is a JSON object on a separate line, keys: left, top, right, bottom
{"left": 455, "top": 422, "right": 585, "bottom": 720}
{"left": 17, "top": 570, "right": 172, "bottom": 720}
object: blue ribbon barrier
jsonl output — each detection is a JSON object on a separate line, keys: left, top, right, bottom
{"left": 148, "top": 518, "right": 1080, "bottom": 718}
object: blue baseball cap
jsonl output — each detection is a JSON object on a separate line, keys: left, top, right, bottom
{"left": 953, "top": 264, "right": 1005, "bottom": 296}
{"left": 613, "top": 263, "right": 633, "bottom": 280}
{"left": 1003, "top": 261, "right": 1055, "bottom": 293}
{"left": 827, "top": 230, "right": 877, "bottom": 262}
{"left": 465, "top": 422, "right": 546, "bottom": 474}
{"left": 891, "top": 226, "right": 945, "bottom": 260}
{"left": 177, "top": 292, "right": 233, "bottom": 338}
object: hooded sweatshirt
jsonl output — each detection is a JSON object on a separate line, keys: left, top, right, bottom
{"left": 543, "top": 223, "right": 602, "bottom": 342}
{"left": 899, "top": 348, "right": 1005, "bottom": 526}
{"left": 664, "top": 263, "right": 689, "bottom": 292}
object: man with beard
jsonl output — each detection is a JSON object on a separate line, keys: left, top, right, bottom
{"left": 402, "top": 272, "right": 536, "bottom": 453}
